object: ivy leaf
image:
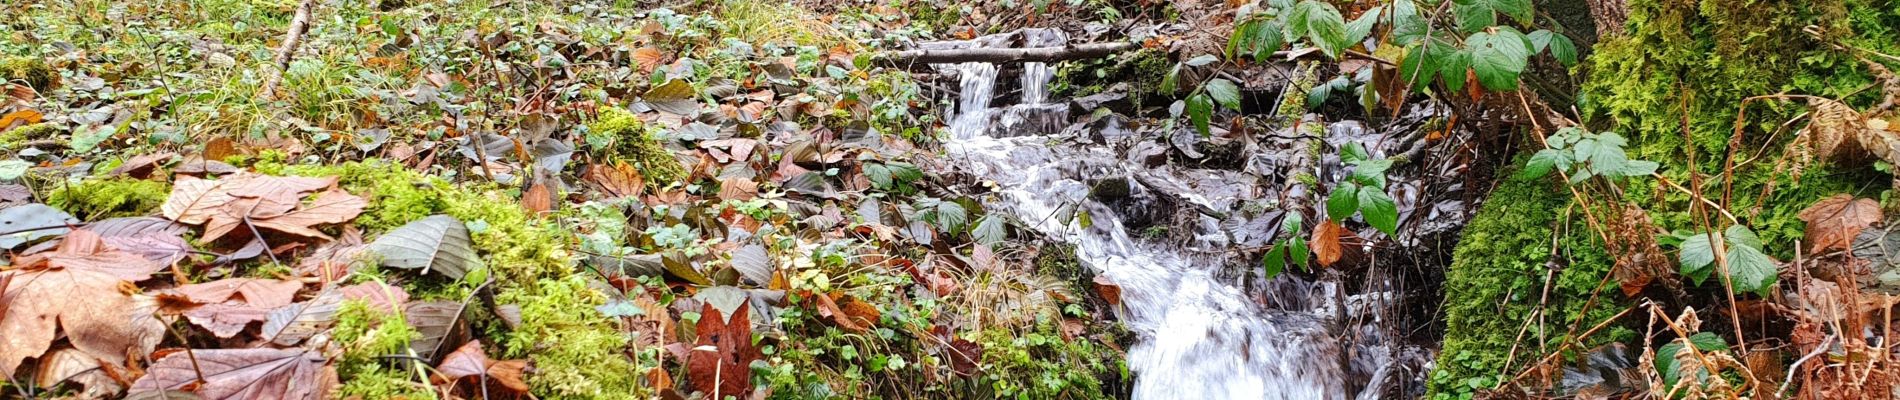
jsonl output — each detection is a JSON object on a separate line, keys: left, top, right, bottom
{"left": 1344, "top": 6, "right": 1382, "bottom": 45}
{"left": 1328, "top": 182, "right": 1360, "bottom": 222}
{"left": 1300, "top": 0, "right": 1350, "bottom": 58}
{"left": 1726, "top": 243, "right": 1778, "bottom": 295}
{"left": 1205, "top": 79, "right": 1243, "bottom": 111}
{"left": 1358, "top": 188, "right": 1399, "bottom": 237}
{"left": 1186, "top": 93, "right": 1215, "bottom": 136}
{"left": 1467, "top": 29, "right": 1532, "bottom": 91}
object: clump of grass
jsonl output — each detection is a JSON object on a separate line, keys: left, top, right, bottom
{"left": 590, "top": 106, "right": 687, "bottom": 186}
{"left": 714, "top": 0, "right": 849, "bottom": 49}
{"left": 1, "top": 56, "right": 57, "bottom": 91}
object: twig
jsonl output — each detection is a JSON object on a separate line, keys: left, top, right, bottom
{"left": 1781, "top": 333, "right": 1834, "bottom": 395}
{"left": 259, "top": 0, "right": 318, "bottom": 99}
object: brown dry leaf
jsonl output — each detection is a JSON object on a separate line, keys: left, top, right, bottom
{"left": 175, "top": 278, "right": 303, "bottom": 309}
{"left": 585, "top": 161, "right": 645, "bottom": 199}
{"left": 689, "top": 300, "right": 757, "bottom": 399}
{"left": 211, "top": 188, "right": 366, "bottom": 242}
{"left": 522, "top": 182, "right": 553, "bottom": 214}
{"left": 297, "top": 227, "right": 366, "bottom": 283}
{"left": 162, "top": 175, "right": 238, "bottom": 225}
{"left": 0, "top": 267, "right": 166, "bottom": 376}
{"left": 1093, "top": 275, "right": 1121, "bottom": 306}
{"left": 108, "top": 152, "right": 179, "bottom": 178}
{"left": 13, "top": 229, "right": 168, "bottom": 281}
{"left": 1311, "top": 220, "right": 1345, "bottom": 267}
{"left": 813, "top": 291, "right": 878, "bottom": 333}
{"left": 633, "top": 47, "right": 666, "bottom": 73}
{"left": 433, "top": 340, "right": 531, "bottom": 394}
{"left": 129, "top": 348, "right": 331, "bottom": 400}
{"left": 719, "top": 177, "right": 759, "bottom": 201}
{"left": 204, "top": 136, "right": 239, "bottom": 160}
{"left": 0, "top": 109, "right": 42, "bottom": 130}
{"left": 1797, "top": 194, "right": 1882, "bottom": 254}
{"left": 35, "top": 347, "right": 123, "bottom": 398}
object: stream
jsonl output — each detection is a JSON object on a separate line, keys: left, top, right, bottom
{"left": 936, "top": 30, "right": 1420, "bottom": 399}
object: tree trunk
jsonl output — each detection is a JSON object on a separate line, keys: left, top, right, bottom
{"left": 1586, "top": 0, "right": 1628, "bottom": 38}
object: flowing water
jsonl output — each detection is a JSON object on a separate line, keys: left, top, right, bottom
{"left": 938, "top": 34, "right": 1413, "bottom": 399}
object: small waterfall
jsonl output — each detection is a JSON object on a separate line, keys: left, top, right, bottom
{"left": 939, "top": 32, "right": 1403, "bottom": 399}
{"left": 1018, "top": 29, "right": 1066, "bottom": 105}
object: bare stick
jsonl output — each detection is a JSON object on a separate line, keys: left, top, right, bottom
{"left": 260, "top": 0, "right": 317, "bottom": 99}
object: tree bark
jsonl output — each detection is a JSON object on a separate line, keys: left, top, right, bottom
{"left": 260, "top": 0, "right": 318, "bottom": 100}
{"left": 1586, "top": 0, "right": 1628, "bottom": 39}
{"left": 875, "top": 42, "right": 1137, "bottom": 68}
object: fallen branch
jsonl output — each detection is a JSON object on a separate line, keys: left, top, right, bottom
{"left": 260, "top": 0, "right": 318, "bottom": 99}
{"left": 876, "top": 42, "right": 1137, "bottom": 67}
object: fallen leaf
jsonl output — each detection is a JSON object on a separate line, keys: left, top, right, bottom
{"left": 632, "top": 47, "right": 666, "bottom": 73}
{"left": 432, "top": 340, "right": 531, "bottom": 394}
{"left": 1093, "top": 275, "right": 1122, "bottom": 306}
{"left": 0, "top": 203, "right": 79, "bottom": 249}
{"left": 0, "top": 266, "right": 166, "bottom": 376}
{"left": 719, "top": 177, "right": 759, "bottom": 201}
{"left": 367, "top": 215, "right": 482, "bottom": 279}
{"left": 161, "top": 175, "right": 236, "bottom": 225}
{"left": 13, "top": 229, "right": 168, "bottom": 281}
{"left": 584, "top": 161, "right": 645, "bottom": 199}
{"left": 688, "top": 298, "right": 757, "bottom": 398}
{"left": 35, "top": 348, "right": 123, "bottom": 398}
{"left": 522, "top": 181, "right": 553, "bottom": 214}
{"left": 204, "top": 136, "right": 239, "bottom": 160}
{"left": 406, "top": 301, "right": 469, "bottom": 362}
{"left": 1311, "top": 220, "right": 1345, "bottom": 267}
{"left": 1798, "top": 194, "right": 1882, "bottom": 254}
{"left": 174, "top": 278, "right": 304, "bottom": 309}
{"left": 108, "top": 152, "right": 179, "bottom": 178}
{"left": 128, "top": 348, "right": 332, "bottom": 400}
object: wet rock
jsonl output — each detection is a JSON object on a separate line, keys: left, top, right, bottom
{"left": 1089, "top": 177, "right": 1131, "bottom": 200}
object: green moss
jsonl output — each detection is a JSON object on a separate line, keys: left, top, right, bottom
{"left": 332, "top": 300, "right": 433, "bottom": 399}
{"left": 590, "top": 107, "right": 687, "bottom": 186}
{"left": 280, "top": 160, "right": 643, "bottom": 399}
{"left": 45, "top": 177, "right": 170, "bottom": 220}
{"left": 1, "top": 56, "right": 56, "bottom": 91}
{"left": 968, "top": 322, "right": 1123, "bottom": 399}
{"left": 1427, "top": 173, "right": 1631, "bottom": 400}
{"left": 0, "top": 123, "right": 60, "bottom": 148}
{"left": 1582, "top": 0, "right": 1899, "bottom": 252}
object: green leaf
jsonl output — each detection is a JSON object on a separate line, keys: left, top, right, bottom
{"left": 1521, "top": 149, "right": 1562, "bottom": 179}
{"left": 1344, "top": 6, "right": 1381, "bottom": 46}
{"left": 1185, "top": 54, "right": 1220, "bottom": 67}
{"left": 1657, "top": 332, "right": 1730, "bottom": 386}
{"left": 1679, "top": 232, "right": 1716, "bottom": 285}
{"left": 1263, "top": 243, "right": 1287, "bottom": 278}
{"left": 1286, "top": 1, "right": 1314, "bottom": 40}
{"left": 1328, "top": 183, "right": 1360, "bottom": 222}
{"left": 1282, "top": 213, "right": 1304, "bottom": 233}
{"left": 1467, "top": 29, "right": 1531, "bottom": 91}
{"left": 1161, "top": 63, "right": 1183, "bottom": 94}
{"left": 1351, "top": 158, "right": 1393, "bottom": 188}
{"left": 1727, "top": 243, "right": 1778, "bottom": 295}
{"left": 1358, "top": 188, "right": 1399, "bottom": 237}
{"left": 1451, "top": 0, "right": 1495, "bottom": 33}
{"left": 864, "top": 162, "right": 894, "bottom": 188}
{"left": 1228, "top": 20, "right": 1260, "bottom": 60}
{"left": 0, "top": 159, "right": 28, "bottom": 181}
{"left": 971, "top": 214, "right": 1008, "bottom": 246}
{"left": 1341, "top": 142, "right": 1370, "bottom": 163}
{"left": 1206, "top": 78, "right": 1243, "bottom": 111}
{"left": 1390, "top": 0, "right": 1429, "bottom": 45}
{"left": 1187, "top": 93, "right": 1214, "bottom": 136}
{"left": 1299, "top": 0, "right": 1350, "bottom": 58}
{"left": 1725, "top": 225, "right": 1763, "bottom": 251}
{"left": 643, "top": 78, "right": 701, "bottom": 115}
{"left": 1439, "top": 49, "right": 1472, "bottom": 91}
{"left": 1548, "top": 34, "right": 1578, "bottom": 66}
{"left": 1401, "top": 43, "right": 1444, "bottom": 91}
{"left": 1288, "top": 236, "right": 1310, "bottom": 271}
{"left": 1527, "top": 30, "right": 1555, "bottom": 53}
{"left": 1492, "top": 0, "right": 1533, "bottom": 22}
{"left": 1252, "top": 20, "right": 1287, "bottom": 62}
{"left": 1615, "top": 160, "right": 1659, "bottom": 177}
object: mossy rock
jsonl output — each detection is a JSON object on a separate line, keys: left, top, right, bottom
{"left": 590, "top": 106, "right": 687, "bottom": 186}
{"left": 1427, "top": 173, "right": 1630, "bottom": 400}
{"left": 1, "top": 56, "right": 56, "bottom": 92}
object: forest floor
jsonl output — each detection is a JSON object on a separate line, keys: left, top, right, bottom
{"left": 5, "top": 0, "right": 1900, "bottom": 399}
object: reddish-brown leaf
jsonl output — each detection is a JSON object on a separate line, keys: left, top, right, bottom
{"left": 162, "top": 175, "right": 237, "bottom": 225}
{"left": 433, "top": 340, "right": 531, "bottom": 395}
{"left": 633, "top": 47, "right": 666, "bottom": 73}
{"left": 584, "top": 161, "right": 645, "bottom": 199}
{"left": 128, "top": 348, "right": 332, "bottom": 400}
{"left": 230, "top": 190, "right": 368, "bottom": 241}
{"left": 689, "top": 301, "right": 757, "bottom": 399}
{"left": 718, "top": 177, "right": 759, "bottom": 201}
{"left": 1797, "top": 194, "right": 1883, "bottom": 254}
{"left": 108, "top": 152, "right": 179, "bottom": 178}
{"left": 0, "top": 266, "right": 166, "bottom": 376}
{"left": 13, "top": 229, "right": 168, "bottom": 281}
{"left": 522, "top": 182, "right": 553, "bottom": 214}
{"left": 1093, "top": 275, "right": 1122, "bottom": 306}
{"left": 0, "top": 109, "right": 42, "bottom": 130}
{"left": 204, "top": 136, "right": 239, "bottom": 160}
{"left": 1312, "top": 220, "right": 1345, "bottom": 267}
{"left": 175, "top": 278, "right": 304, "bottom": 309}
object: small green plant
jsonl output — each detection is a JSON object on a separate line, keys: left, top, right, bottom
{"left": 1520, "top": 127, "right": 1660, "bottom": 183}
{"left": 1674, "top": 225, "right": 1778, "bottom": 295}
{"left": 1326, "top": 143, "right": 1400, "bottom": 236}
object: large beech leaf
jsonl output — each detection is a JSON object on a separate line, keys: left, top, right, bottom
{"left": 129, "top": 348, "right": 331, "bottom": 400}
{"left": 0, "top": 266, "right": 165, "bottom": 376}
{"left": 688, "top": 293, "right": 757, "bottom": 398}
{"left": 433, "top": 340, "right": 531, "bottom": 395}
{"left": 368, "top": 215, "right": 482, "bottom": 279}
{"left": 406, "top": 301, "right": 470, "bottom": 362}
{"left": 731, "top": 244, "right": 773, "bottom": 286}
{"left": 1797, "top": 194, "right": 1882, "bottom": 254}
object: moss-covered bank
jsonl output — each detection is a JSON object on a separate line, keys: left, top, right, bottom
{"left": 1427, "top": 173, "right": 1630, "bottom": 400}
